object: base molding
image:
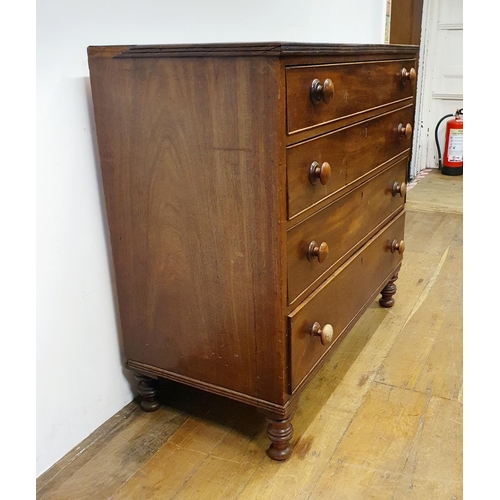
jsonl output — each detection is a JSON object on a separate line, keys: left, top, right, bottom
{"left": 126, "top": 359, "right": 293, "bottom": 418}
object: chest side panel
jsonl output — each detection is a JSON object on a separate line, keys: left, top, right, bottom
{"left": 89, "top": 55, "right": 286, "bottom": 403}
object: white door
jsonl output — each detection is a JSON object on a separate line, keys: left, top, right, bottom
{"left": 412, "top": 0, "right": 463, "bottom": 177}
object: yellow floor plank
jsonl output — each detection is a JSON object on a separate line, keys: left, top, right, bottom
{"left": 307, "top": 382, "right": 429, "bottom": 500}
{"left": 376, "top": 214, "right": 463, "bottom": 402}
{"left": 37, "top": 405, "right": 187, "bottom": 500}
{"left": 404, "top": 210, "right": 462, "bottom": 258}
{"left": 111, "top": 397, "right": 247, "bottom": 500}
{"left": 169, "top": 414, "right": 268, "bottom": 500}
{"left": 393, "top": 396, "right": 463, "bottom": 499}
{"left": 406, "top": 169, "right": 463, "bottom": 215}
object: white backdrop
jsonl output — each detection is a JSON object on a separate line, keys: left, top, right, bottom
{"left": 37, "top": 0, "right": 386, "bottom": 477}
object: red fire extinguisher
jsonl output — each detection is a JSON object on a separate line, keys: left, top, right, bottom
{"left": 435, "top": 109, "right": 463, "bottom": 176}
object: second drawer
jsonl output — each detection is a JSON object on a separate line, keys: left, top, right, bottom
{"left": 287, "top": 159, "right": 407, "bottom": 305}
{"left": 287, "top": 104, "right": 414, "bottom": 219}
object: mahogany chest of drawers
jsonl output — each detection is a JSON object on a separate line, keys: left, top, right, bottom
{"left": 88, "top": 42, "right": 418, "bottom": 460}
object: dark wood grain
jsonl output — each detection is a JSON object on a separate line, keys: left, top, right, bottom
{"left": 289, "top": 211, "right": 405, "bottom": 391}
{"left": 88, "top": 42, "right": 418, "bottom": 460}
{"left": 286, "top": 105, "right": 414, "bottom": 218}
{"left": 287, "top": 159, "right": 407, "bottom": 305}
{"left": 88, "top": 55, "right": 288, "bottom": 405}
{"left": 286, "top": 59, "right": 417, "bottom": 134}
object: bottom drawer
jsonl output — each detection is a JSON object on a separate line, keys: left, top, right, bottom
{"left": 289, "top": 211, "right": 405, "bottom": 392}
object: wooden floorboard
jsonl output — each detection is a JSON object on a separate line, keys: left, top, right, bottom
{"left": 37, "top": 168, "right": 463, "bottom": 499}
{"left": 406, "top": 170, "right": 463, "bottom": 215}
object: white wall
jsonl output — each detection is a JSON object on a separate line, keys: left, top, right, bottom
{"left": 37, "top": 0, "right": 386, "bottom": 477}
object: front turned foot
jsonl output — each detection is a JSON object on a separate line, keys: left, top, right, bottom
{"left": 135, "top": 373, "right": 160, "bottom": 412}
{"left": 379, "top": 272, "right": 399, "bottom": 308}
{"left": 265, "top": 415, "right": 294, "bottom": 461}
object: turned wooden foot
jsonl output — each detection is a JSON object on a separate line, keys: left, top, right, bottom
{"left": 379, "top": 272, "right": 399, "bottom": 308}
{"left": 265, "top": 415, "right": 294, "bottom": 461}
{"left": 135, "top": 373, "right": 160, "bottom": 412}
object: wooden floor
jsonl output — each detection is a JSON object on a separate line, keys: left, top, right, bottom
{"left": 37, "top": 169, "right": 463, "bottom": 500}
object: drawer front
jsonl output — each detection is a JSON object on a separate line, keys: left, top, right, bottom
{"left": 286, "top": 59, "right": 416, "bottom": 135}
{"left": 289, "top": 211, "right": 405, "bottom": 391}
{"left": 287, "top": 105, "right": 414, "bottom": 218}
{"left": 287, "top": 159, "right": 407, "bottom": 305}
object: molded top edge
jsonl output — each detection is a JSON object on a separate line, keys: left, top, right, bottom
{"left": 87, "top": 42, "right": 419, "bottom": 59}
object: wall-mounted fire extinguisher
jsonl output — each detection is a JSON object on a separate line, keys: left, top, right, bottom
{"left": 435, "top": 109, "right": 463, "bottom": 176}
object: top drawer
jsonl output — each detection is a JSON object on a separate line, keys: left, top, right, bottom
{"left": 286, "top": 59, "right": 417, "bottom": 135}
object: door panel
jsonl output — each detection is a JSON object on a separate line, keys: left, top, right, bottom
{"left": 390, "top": 0, "right": 424, "bottom": 45}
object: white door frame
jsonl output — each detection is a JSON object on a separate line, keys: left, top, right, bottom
{"left": 411, "top": 0, "right": 433, "bottom": 179}
{"left": 411, "top": 0, "right": 463, "bottom": 179}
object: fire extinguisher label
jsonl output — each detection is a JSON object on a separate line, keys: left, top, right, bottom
{"left": 447, "top": 129, "right": 463, "bottom": 162}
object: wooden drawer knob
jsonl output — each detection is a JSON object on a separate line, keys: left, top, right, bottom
{"left": 307, "top": 241, "right": 329, "bottom": 263}
{"left": 398, "top": 123, "right": 413, "bottom": 139}
{"left": 392, "top": 181, "right": 407, "bottom": 198}
{"left": 311, "top": 322, "right": 334, "bottom": 346}
{"left": 309, "top": 161, "right": 332, "bottom": 185}
{"left": 390, "top": 239, "right": 405, "bottom": 254}
{"left": 310, "top": 78, "right": 334, "bottom": 104}
{"left": 401, "top": 67, "right": 417, "bottom": 85}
